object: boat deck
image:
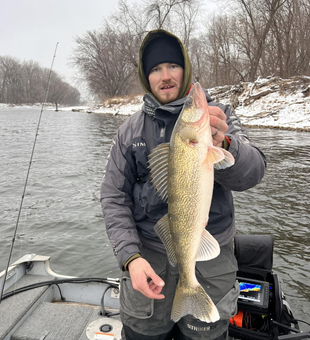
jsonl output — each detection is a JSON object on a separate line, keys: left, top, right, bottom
{"left": 0, "top": 270, "right": 121, "bottom": 340}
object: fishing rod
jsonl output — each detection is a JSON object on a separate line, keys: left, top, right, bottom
{"left": 0, "top": 42, "right": 59, "bottom": 304}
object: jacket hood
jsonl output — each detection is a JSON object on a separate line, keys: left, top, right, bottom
{"left": 138, "top": 29, "right": 192, "bottom": 100}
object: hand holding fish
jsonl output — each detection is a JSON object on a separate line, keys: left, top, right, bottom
{"left": 209, "top": 106, "right": 228, "bottom": 147}
{"left": 128, "top": 257, "right": 165, "bottom": 300}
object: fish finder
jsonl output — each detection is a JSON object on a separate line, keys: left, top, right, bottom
{"left": 237, "top": 277, "right": 270, "bottom": 314}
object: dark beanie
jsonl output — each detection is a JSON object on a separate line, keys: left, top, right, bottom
{"left": 142, "top": 34, "right": 184, "bottom": 78}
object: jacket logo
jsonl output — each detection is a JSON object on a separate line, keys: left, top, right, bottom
{"left": 132, "top": 142, "right": 146, "bottom": 148}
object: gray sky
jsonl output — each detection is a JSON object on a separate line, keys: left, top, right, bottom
{"left": 0, "top": 0, "right": 119, "bottom": 85}
{"left": 1, "top": 0, "right": 217, "bottom": 90}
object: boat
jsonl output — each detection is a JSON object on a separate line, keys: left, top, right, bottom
{"left": 0, "top": 254, "right": 122, "bottom": 340}
{"left": 1, "top": 235, "right": 309, "bottom": 340}
{"left": 2, "top": 50, "right": 308, "bottom": 340}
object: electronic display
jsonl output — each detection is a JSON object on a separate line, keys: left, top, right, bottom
{"left": 237, "top": 277, "right": 270, "bottom": 313}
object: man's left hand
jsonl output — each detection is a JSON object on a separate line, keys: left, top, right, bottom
{"left": 208, "top": 106, "right": 228, "bottom": 147}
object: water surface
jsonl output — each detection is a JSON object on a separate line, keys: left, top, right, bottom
{"left": 0, "top": 107, "right": 309, "bottom": 328}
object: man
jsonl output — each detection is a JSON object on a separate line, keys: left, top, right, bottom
{"left": 101, "top": 29, "right": 266, "bottom": 340}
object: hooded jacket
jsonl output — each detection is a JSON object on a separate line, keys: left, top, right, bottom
{"left": 100, "top": 30, "right": 266, "bottom": 270}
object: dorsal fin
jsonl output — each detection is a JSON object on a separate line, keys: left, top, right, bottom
{"left": 148, "top": 143, "right": 170, "bottom": 202}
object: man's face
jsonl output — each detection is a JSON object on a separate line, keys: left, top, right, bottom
{"left": 148, "top": 63, "right": 183, "bottom": 104}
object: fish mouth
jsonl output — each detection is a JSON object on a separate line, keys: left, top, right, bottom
{"left": 180, "top": 83, "right": 209, "bottom": 126}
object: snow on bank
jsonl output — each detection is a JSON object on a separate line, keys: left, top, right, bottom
{"left": 236, "top": 91, "right": 310, "bottom": 130}
{"left": 67, "top": 76, "right": 309, "bottom": 131}
{"left": 0, "top": 103, "right": 57, "bottom": 110}
{"left": 3, "top": 77, "right": 309, "bottom": 131}
{"left": 208, "top": 76, "right": 310, "bottom": 131}
{"left": 60, "top": 96, "right": 144, "bottom": 116}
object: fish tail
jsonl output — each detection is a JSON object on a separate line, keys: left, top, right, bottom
{"left": 171, "top": 282, "right": 220, "bottom": 323}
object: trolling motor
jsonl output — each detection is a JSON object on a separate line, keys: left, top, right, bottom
{"left": 229, "top": 235, "right": 309, "bottom": 340}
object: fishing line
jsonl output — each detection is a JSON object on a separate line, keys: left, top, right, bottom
{"left": 0, "top": 42, "right": 59, "bottom": 304}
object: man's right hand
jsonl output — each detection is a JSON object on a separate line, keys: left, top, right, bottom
{"left": 128, "top": 257, "right": 165, "bottom": 300}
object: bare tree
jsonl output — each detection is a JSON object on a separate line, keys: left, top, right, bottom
{"left": 203, "top": 15, "right": 245, "bottom": 86}
{"left": 0, "top": 56, "right": 10, "bottom": 102}
{"left": 22, "top": 60, "right": 45, "bottom": 103}
{"left": 70, "top": 0, "right": 310, "bottom": 98}
{"left": 43, "top": 70, "right": 80, "bottom": 106}
{"left": 72, "top": 28, "right": 137, "bottom": 99}
{"left": 110, "top": 0, "right": 148, "bottom": 66}
{"left": 112, "top": 0, "right": 147, "bottom": 38}
{"left": 0, "top": 56, "right": 80, "bottom": 105}
{"left": 0, "top": 56, "right": 24, "bottom": 104}
{"left": 70, "top": 0, "right": 148, "bottom": 99}
{"left": 145, "top": 0, "right": 191, "bottom": 29}
{"left": 269, "top": 0, "right": 310, "bottom": 78}
{"left": 233, "top": 0, "right": 287, "bottom": 81}
{"left": 173, "top": 0, "right": 201, "bottom": 48}
{"left": 71, "top": 0, "right": 202, "bottom": 98}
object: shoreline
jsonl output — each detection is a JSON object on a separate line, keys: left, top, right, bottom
{"left": 1, "top": 104, "right": 309, "bottom": 132}
{"left": 1, "top": 75, "right": 309, "bottom": 132}
{"left": 242, "top": 124, "right": 309, "bottom": 132}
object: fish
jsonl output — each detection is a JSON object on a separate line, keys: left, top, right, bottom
{"left": 148, "top": 82, "right": 235, "bottom": 323}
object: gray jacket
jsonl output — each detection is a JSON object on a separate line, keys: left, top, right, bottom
{"left": 100, "top": 91, "right": 266, "bottom": 270}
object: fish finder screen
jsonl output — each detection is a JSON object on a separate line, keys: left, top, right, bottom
{"left": 239, "top": 282, "right": 262, "bottom": 303}
{"left": 237, "top": 278, "right": 269, "bottom": 312}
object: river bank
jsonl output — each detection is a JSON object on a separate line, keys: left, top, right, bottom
{"left": 70, "top": 77, "right": 310, "bottom": 131}
{"left": 2, "top": 76, "right": 310, "bottom": 131}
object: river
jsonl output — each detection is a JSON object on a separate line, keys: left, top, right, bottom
{"left": 0, "top": 107, "right": 309, "bottom": 328}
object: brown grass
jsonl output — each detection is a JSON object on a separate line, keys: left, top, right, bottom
{"left": 102, "top": 95, "right": 142, "bottom": 107}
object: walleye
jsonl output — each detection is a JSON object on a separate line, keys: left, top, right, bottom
{"left": 148, "top": 82, "right": 235, "bottom": 323}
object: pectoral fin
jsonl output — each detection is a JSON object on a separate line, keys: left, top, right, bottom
{"left": 196, "top": 229, "right": 220, "bottom": 262}
{"left": 204, "top": 146, "right": 225, "bottom": 165}
{"left": 214, "top": 148, "right": 235, "bottom": 170}
{"left": 204, "top": 146, "right": 235, "bottom": 169}
{"left": 154, "top": 214, "right": 177, "bottom": 267}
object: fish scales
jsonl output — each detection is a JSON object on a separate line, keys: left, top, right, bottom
{"left": 149, "top": 82, "right": 235, "bottom": 323}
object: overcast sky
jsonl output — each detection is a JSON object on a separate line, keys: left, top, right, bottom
{"left": 1, "top": 0, "right": 217, "bottom": 90}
